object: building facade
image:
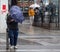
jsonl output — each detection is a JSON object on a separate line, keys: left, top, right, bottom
{"left": 0, "top": 0, "right": 8, "bottom": 33}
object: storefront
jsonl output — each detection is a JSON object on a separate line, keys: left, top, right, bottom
{"left": 0, "top": 0, "right": 60, "bottom": 33}
{"left": 33, "top": 0, "right": 60, "bottom": 29}
{"left": 17, "top": 0, "right": 34, "bottom": 13}
{"left": 17, "top": 0, "right": 34, "bottom": 17}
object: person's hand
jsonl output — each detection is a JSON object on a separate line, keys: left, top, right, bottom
{"left": 22, "top": 20, "right": 25, "bottom": 24}
{"left": 11, "top": 19, "right": 15, "bottom": 22}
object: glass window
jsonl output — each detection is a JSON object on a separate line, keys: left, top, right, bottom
{"left": 23, "top": 0, "right": 28, "bottom": 2}
{"left": 19, "top": 0, "right": 23, "bottom": 2}
{"left": 24, "top": 7, "right": 28, "bottom": 11}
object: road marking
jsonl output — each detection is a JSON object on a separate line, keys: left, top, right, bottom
{"left": 18, "top": 36, "right": 57, "bottom": 39}
{"left": 19, "top": 36, "right": 60, "bottom": 38}
{"left": 38, "top": 41, "right": 60, "bottom": 46}
{"left": 18, "top": 36, "right": 60, "bottom": 46}
{"left": 0, "top": 49, "right": 60, "bottom": 51}
{"left": 0, "top": 38, "right": 6, "bottom": 42}
{"left": 0, "top": 36, "right": 60, "bottom": 46}
{"left": 0, "top": 36, "right": 53, "bottom": 43}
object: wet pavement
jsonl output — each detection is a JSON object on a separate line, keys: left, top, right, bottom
{"left": 0, "top": 20, "right": 60, "bottom": 52}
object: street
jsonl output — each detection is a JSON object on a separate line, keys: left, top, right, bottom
{"left": 0, "top": 20, "right": 60, "bottom": 52}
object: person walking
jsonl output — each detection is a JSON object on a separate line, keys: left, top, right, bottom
{"left": 6, "top": 14, "right": 18, "bottom": 49}
{"left": 33, "top": 7, "right": 40, "bottom": 26}
{"left": 28, "top": 7, "right": 35, "bottom": 25}
{"left": 6, "top": 1, "right": 24, "bottom": 49}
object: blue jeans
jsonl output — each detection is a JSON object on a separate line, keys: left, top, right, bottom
{"left": 9, "top": 29, "right": 18, "bottom": 46}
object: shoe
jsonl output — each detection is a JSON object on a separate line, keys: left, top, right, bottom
{"left": 10, "top": 46, "right": 14, "bottom": 49}
{"left": 14, "top": 46, "right": 18, "bottom": 49}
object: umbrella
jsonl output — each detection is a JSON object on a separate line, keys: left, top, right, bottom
{"left": 29, "top": 3, "right": 40, "bottom": 9}
{"left": 10, "top": 5, "right": 25, "bottom": 23}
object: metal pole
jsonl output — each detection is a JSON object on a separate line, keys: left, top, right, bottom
{"left": 58, "top": 0, "right": 59, "bottom": 29}
{"left": 6, "top": 28, "right": 9, "bottom": 50}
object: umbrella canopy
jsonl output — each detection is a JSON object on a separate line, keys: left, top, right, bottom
{"left": 10, "top": 5, "right": 25, "bottom": 23}
{"left": 29, "top": 3, "right": 40, "bottom": 9}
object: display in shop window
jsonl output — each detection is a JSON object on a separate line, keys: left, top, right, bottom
{"left": 17, "top": 0, "right": 34, "bottom": 13}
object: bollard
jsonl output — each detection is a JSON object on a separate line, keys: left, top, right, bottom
{"left": 6, "top": 28, "right": 9, "bottom": 50}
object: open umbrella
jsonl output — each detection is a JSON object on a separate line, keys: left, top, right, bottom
{"left": 10, "top": 5, "right": 25, "bottom": 23}
{"left": 29, "top": 3, "right": 40, "bottom": 9}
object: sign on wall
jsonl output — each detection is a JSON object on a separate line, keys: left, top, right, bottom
{"left": 0, "top": 0, "right": 8, "bottom": 33}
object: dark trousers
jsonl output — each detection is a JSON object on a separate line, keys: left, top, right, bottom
{"left": 9, "top": 29, "right": 18, "bottom": 46}
{"left": 41, "top": 14, "right": 44, "bottom": 23}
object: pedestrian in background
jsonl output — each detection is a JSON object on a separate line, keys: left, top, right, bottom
{"left": 33, "top": 7, "right": 40, "bottom": 26}
{"left": 46, "top": 2, "right": 56, "bottom": 23}
{"left": 39, "top": 5, "right": 45, "bottom": 26}
{"left": 28, "top": 7, "right": 35, "bottom": 25}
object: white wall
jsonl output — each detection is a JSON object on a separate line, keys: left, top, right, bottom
{"left": 34, "top": 0, "right": 37, "bottom": 3}
{"left": 0, "top": 0, "right": 8, "bottom": 33}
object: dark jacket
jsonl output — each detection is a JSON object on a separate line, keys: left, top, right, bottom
{"left": 34, "top": 8, "right": 40, "bottom": 22}
{"left": 6, "top": 15, "right": 18, "bottom": 30}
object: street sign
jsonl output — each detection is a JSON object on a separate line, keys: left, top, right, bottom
{"left": 2, "top": 4, "right": 6, "bottom": 12}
